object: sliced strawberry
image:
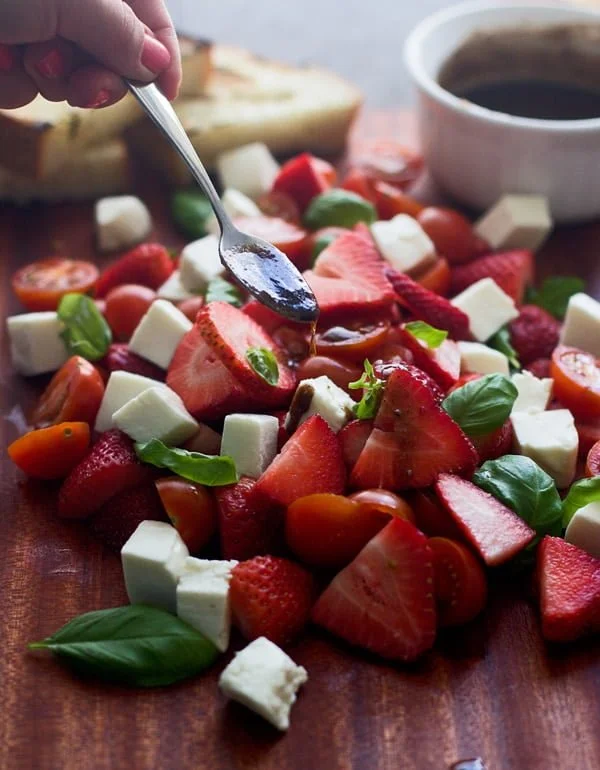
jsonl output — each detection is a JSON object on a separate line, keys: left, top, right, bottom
{"left": 406, "top": 489, "right": 464, "bottom": 540}
{"left": 386, "top": 268, "right": 471, "bottom": 340}
{"left": 250, "top": 415, "right": 346, "bottom": 508}
{"left": 537, "top": 536, "right": 600, "bottom": 642}
{"left": 339, "top": 419, "right": 373, "bottom": 469}
{"left": 58, "top": 429, "right": 152, "bottom": 519}
{"left": 230, "top": 555, "right": 315, "bottom": 646}
{"left": 470, "top": 420, "right": 514, "bottom": 464}
{"left": 272, "top": 153, "right": 333, "bottom": 212}
{"left": 450, "top": 250, "right": 534, "bottom": 305}
{"left": 100, "top": 343, "right": 165, "bottom": 381}
{"left": 215, "top": 477, "right": 278, "bottom": 561}
{"left": 95, "top": 244, "right": 174, "bottom": 297}
{"left": 312, "top": 518, "right": 436, "bottom": 661}
{"left": 88, "top": 482, "right": 167, "bottom": 551}
{"left": 434, "top": 474, "right": 535, "bottom": 566}
{"left": 373, "top": 359, "right": 444, "bottom": 402}
{"left": 351, "top": 365, "right": 477, "bottom": 490}
{"left": 395, "top": 325, "right": 461, "bottom": 390}
{"left": 509, "top": 305, "right": 561, "bottom": 366}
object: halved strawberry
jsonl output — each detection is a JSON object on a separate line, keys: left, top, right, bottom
{"left": 100, "top": 343, "right": 165, "bottom": 381}
{"left": 434, "top": 474, "right": 535, "bottom": 566}
{"left": 312, "top": 518, "right": 437, "bottom": 661}
{"left": 350, "top": 365, "right": 477, "bottom": 490}
{"left": 339, "top": 419, "right": 373, "bottom": 469}
{"left": 395, "top": 325, "right": 461, "bottom": 390}
{"left": 450, "top": 250, "right": 534, "bottom": 305}
{"left": 250, "top": 415, "right": 346, "bottom": 508}
{"left": 215, "top": 477, "right": 278, "bottom": 561}
{"left": 537, "top": 536, "right": 600, "bottom": 642}
{"left": 272, "top": 153, "right": 334, "bottom": 212}
{"left": 88, "top": 482, "right": 167, "bottom": 551}
{"left": 508, "top": 305, "right": 561, "bottom": 366}
{"left": 95, "top": 244, "right": 174, "bottom": 297}
{"left": 471, "top": 420, "right": 514, "bottom": 464}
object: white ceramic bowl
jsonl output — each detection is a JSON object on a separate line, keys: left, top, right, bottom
{"left": 404, "top": 1, "right": 600, "bottom": 223}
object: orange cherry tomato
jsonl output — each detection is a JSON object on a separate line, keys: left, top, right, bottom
{"left": 315, "top": 324, "right": 391, "bottom": 363}
{"left": 178, "top": 295, "right": 205, "bottom": 323}
{"left": 104, "top": 284, "right": 156, "bottom": 341}
{"left": 155, "top": 476, "right": 218, "bottom": 553}
{"left": 285, "top": 492, "right": 391, "bottom": 568}
{"left": 417, "top": 207, "right": 477, "bottom": 265}
{"left": 349, "top": 488, "right": 415, "bottom": 523}
{"left": 413, "top": 256, "right": 452, "bottom": 297}
{"left": 296, "top": 355, "right": 362, "bottom": 396}
{"left": 12, "top": 258, "right": 99, "bottom": 312}
{"left": 373, "top": 181, "right": 424, "bottom": 220}
{"left": 429, "top": 537, "right": 488, "bottom": 627}
{"left": 586, "top": 440, "right": 600, "bottom": 477}
{"left": 257, "top": 190, "right": 302, "bottom": 224}
{"left": 31, "top": 356, "right": 105, "bottom": 428}
{"left": 406, "top": 490, "right": 463, "bottom": 540}
{"left": 8, "top": 422, "right": 90, "bottom": 479}
{"left": 234, "top": 216, "right": 308, "bottom": 264}
{"left": 550, "top": 346, "right": 600, "bottom": 421}
{"left": 352, "top": 140, "right": 424, "bottom": 189}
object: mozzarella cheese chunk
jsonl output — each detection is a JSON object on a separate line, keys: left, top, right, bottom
{"left": 565, "top": 502, "right": 600, "bottom": 560}
{"left": 121, "top": 521, "right": 189, "bottom": 613}
{"left": 559, "top": 293, "right": 600, "bottom": 357}
{"left": 95, "top": 370, "right": 167, "bottom": 433}
{"left": 370, "top": 214, "right": 436, "bottom": 275}
{"left": 205, "top": 189, "right": 261, "bottom": 235}
{"left": 179, "top": 235, "right": 225, "bottom": 292}
{"left": 156, "top": 270, "right": 196, "bottom": 303}
{"left": 451, "top": 277, "right": 519, "bottom": 342}
{"left": 217, "top": 143, "right": 280, "bottom": 200}
{"left": 176, "top": 557, "right": 238, "bottom": 652}
{"left": 511, "top": 409, "right": 578, "bottom": 489}
{"left": 285, "top": 375, "right": 355, "bottom": 434}
{"left": 220, "top": 413, "right": 279, "bottom": 479}
{"left": 95, "top": 195, "right": 152, "bottom": 252}
{"left": 511, "top": 371, "right": 553, "bottom": 414}
{"left": 219, "top": 637, "right": 308, "bottom": 730}
{"left": 129, "top": 299, "right": 192, "bottom": 369}
{"left": 457, "top": 341, "right": 509, "bottom": 375}
{"left": 474, "top": 194, "right": 552, "bottom": 252}
{"left": 6, "top": 312, "right": 68, "bottom": 375}
{"left": 113, "top": 386, "right": 198, "bottom": 446}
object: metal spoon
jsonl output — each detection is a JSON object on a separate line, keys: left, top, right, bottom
{"left": 127, "top": 82, "right": 319, "bottom": 324}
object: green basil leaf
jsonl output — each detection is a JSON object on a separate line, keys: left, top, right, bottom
{"left": 527, "top": 276, "right": 585, "bottom": 320}
{"left": 205, "top": 277, "right": 243, "bottom": 307}
{"left": 488, "top": 326, "right": 521, "bottom": 371}
{"left": 171, "top": 189, "right": 213, "bottom": 239}
{"left": 473, "top": 455, "right": 563, "bottom": 541}
{"left": 404, "top": 321, "right": 448, "bottom": 350}
{"left": 304, "top": 189, "right": 377, "bottom": 230}
{"left": 246, "top": 347, "right": 279, "bottom": 386}
{"left": 135, "top": 439, "right": 238, "bottom": 486}
{"left": 442, "top": 373, "right": 518, "bottom": 437}
{"left": 57, "top": 292, "right": 112, "bottom": 361}
{"left": 29, "top": 605, "right": 218, "bottom": 687}
{"left": 349, "top": 359, "right": 385, "bottom": 420}
{"left": 562, "top": 477, "right": 600, "bottom": 527}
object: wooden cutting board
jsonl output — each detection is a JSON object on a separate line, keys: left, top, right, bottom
{"left": 0, "top": 111, "right": 598, "bottom": 770}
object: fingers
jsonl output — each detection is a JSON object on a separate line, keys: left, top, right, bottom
{"left": 0, "top": 45, "right": 37, "bottom": 108}
{"left": 65, "top": 64, "right": 127, "bottom": 109}
{"left": 22, "top": 39, "right": 77, "bottom": 103}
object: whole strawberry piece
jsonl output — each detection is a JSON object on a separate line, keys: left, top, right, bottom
{"left": 526, "top": 358, "right": 552, "bottom": 379}
{"left": 230, "top": 555, "right": 315, "bottom": 646}
{"left": 58, "top": 429, "right": 152, "bottom": 519}
{"left": 100, "top": 343, "right": 165, "bottom": 381}
{"left": 508, "top": 305, "right": 561, "bottom": 365}
{"left": 450, "top": 249, "right": 534, "bottom": 305}
{"left": 89, "top": 483, "right": 167, "bottom": 551}
{"left": 96, "top": 244, "right": 174, "bottom": 297}
{"left": 215, "top": 477, "right": 277, "bottom": 561}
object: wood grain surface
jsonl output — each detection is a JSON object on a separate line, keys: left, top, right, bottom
{"left": 1, "top": 111, "right": 599, "bottom": 770}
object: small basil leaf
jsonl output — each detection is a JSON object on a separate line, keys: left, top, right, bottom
{"left": 135, "top": 439, "right": 238, "bottom": 486}
{"left": 29, "top": 605, "right": 218, "bottom": 687}
{"left": 562, "top": 477, "right": 600, "bottom": 527}
{"left": 171, "top": 189, "right": 213, "bottom": 239}
{"left": 349, "top": 359, "right": 385, "bottom": 420}
{"left": 527, "top": 276, "right": 585, "bottom": 320}
{"left": 246, "top": 347, "right": 279, "bottom": 386}
{"left": 205, "top": 277, "right": 243, "bottom": 307}
{"left": 304, "top": 189, "right": 377, "bottom": 230}
{"left": 57, "top": 292, "right": 112, "bottom": 361}
{"left": 404, "top": 321, "right": 448, "bottom": 350}
{"left": 488, "top": 327, "right": 521, "bottom": 371}
{"left": 442, "top": 373, "right": 518, "bottom": 437}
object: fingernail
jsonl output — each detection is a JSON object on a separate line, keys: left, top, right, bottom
{"left": 35, "top": 48, "right": 65, "bottom": 79}
{"left": 0, "top": 44, "right": 15, "bottom": 73}
{"left": 141, "top": 35, "right": 171, "bottom": 74}
{"left": 85, "top": 89, "right": 111, "bottom": 109}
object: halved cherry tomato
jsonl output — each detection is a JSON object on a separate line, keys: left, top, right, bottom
{"left": 550, "top": 345, "right": 600, "bottom": 421}
{"left": 406, "top": 489, "right": 463, "bottom": 540}
{"left": 296, "top": 355, "right": 362, "bottom": 395}
{"left": 586, "top": 439, "right": 600, "bottom": 477}
{"left": 285, "top": 492, "right": 391, "bottom": 568}
{"left": 8, "top": 422, "right": 90, "bottom": 479}
{"left": 155, "top": 476, "right": 218, "bottom": 553}
{"left": 272, "top": 153, "right": 334, "bottom": 211}
{"left": 271, "top": 326, "right": 310, "bottom": 362}
{"left": 351, "top": 139, "right": 424, "bottom": 189}
{"left": 417, "top": 207, "right": 477, "bottom": 265}
{"left": 373, "top": 181, "right": 424, "bottom": 219}
{"left": 12, "top": 258, "right": 99, "bottom": 311}
{"left": 257, "top": 190, "right": 301, "bottom": 224}
{"left": 178, "top": 295, "right": 205, "bottom": 323}
{"left": 104, "top": 284, "right": 156, "bottom": 341}
{"left": 413, "top": 256, "right": 452, "bottom": 296}
{"left": 370, "top": 325, "right": 414, "bottom": 367}
{"left": 315, "top": 324, "right": 390, "bottom": 363}
{"left": 31, "top": 356, "right": 105, "bottom": 428}
{"left": 429, "top": 537, "right": 488, "bottom": 627}
{"left": 349, "top": 489, "right": 415, "bottom": 524}
{"left": 233, "top": 216, "right": 308, "bottom": 264}
{"left": 340, "top": 169, "right": 377, "bottom": 203}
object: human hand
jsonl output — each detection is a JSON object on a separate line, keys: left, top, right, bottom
{"left": 0, "top": 0, "right": 181, "bottom": 109}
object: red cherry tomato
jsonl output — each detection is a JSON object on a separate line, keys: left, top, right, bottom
{"left": 296, "top": 355, "right": 362, "bottom": 395}
{"left": 12, "top": 258, "right": 99, "bottom": 311}
{"left": 155, "top": 476, "right": 218, "bottom": 553}
{"left": 104, "top": 284, "right": 156, "bottom": 341}
{"left": 417, "top": 207, "right": 478, "bottom": 265}
{"left": 429, "top": 537, "right": 488, "bottom": 627}
{"left": 257, "top": 190, "right": 301, "bottom": 224}
{"left": 8, "top": 422, "right": 91, "bottom": 479}
{"left": 373, "top": 181, "right": 424, "bottom": 219}
{"left": 178, "top": 295, "right": 205, "bottom": 323}
{"left": 233, "top": 216, "right": 308, "bottom": 264}
{"left": 340, "top": 168, "right": 377, "bottom": 202}
{"left": 352, "top": 140, "right": 424, "bottom": 189}
{"left": 315, "top": 324, "right": 391, "bottom": 363}
{"left": 348, "top": 488, "right": 415, "bottom": 523}
{"left": 31, "top": 356, "right": 105, "bottom": 428}
{"left": 413, "top": 256, "right": 452, "bottom": 296}
{"left": 586, "top": 440, "right": 600, "bottom": 477}
{"left": 550, "top": 346, "right": 600, "bottom": 421}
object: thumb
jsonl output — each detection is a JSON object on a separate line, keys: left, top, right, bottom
{"left": 58, "top": 0, "right": 170, "bottom": 81}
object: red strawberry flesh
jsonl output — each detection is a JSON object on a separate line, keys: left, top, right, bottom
{"left": 215, "top": 477, "right": 277, "bottom": 561}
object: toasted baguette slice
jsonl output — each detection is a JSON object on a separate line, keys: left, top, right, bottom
{"left": 128, "top": 45, "right": 362, "bottom": 185}
{"left": 179, "top": 35, "right": 212, "bottom": 98}
{"left": 0, "top": 139, "right": 131, "bottom": 203}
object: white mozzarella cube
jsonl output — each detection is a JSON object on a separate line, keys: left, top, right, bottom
{"left": 205, "top": 189, "right": 261, "bottom": 235}
{"left": 511, "top": 409, "right": 578, "bottom": 489}
{"left": 220, "top": 414, "right": 279, "bottom": 479}
{"left": 285, "top": 376, "right": 355, "bottom": 434}
{"left": 451, "top": 277, "right": 519, "bottom": 342}
{"left": 511, "top": 371, "right": 553, "bottom": 414}
{"left": 474, "top": 194, "right": 552, "bottom": 252}
{"left": 121, "top": 521, "right": 189, "bottom": 613}
{"left": 370, "top": 214, "right": 436, "bottom": 275}
{"left": 177, "top": 557, "right": 238, "bottom": 652}
{"left": 559, "top": 293, "right": 600, "bottom": 358}
{"left": 219, "top": 637, "right": 308, "bottom": 730}
{"left": 95, "top": 195, "right": 152, "bottom": 252}
{"left": 156, "top": 270, "right": 196, "bottom": 303}
{"left": 129, "top": 299, "right": 192, "bottom": 370}
{"left": 457, "top": 341, "right": 510, "bottom": 376}
{"left": 217, "top": 143, "right": 280, "bottom": 201}
{"left": 565, "top": 502, "right": 600, "bottom": 560}
{"left": 95, "top": 370, "right": 167, "bottom": 433}
{"left": 113, "top": 386, "right": 198, "bottom": 446}
{"left": 179, "top": 235, "right": 225, "bottom": 292}
{"left": 6, "top": 312, "right": 68, "bottom": 376}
